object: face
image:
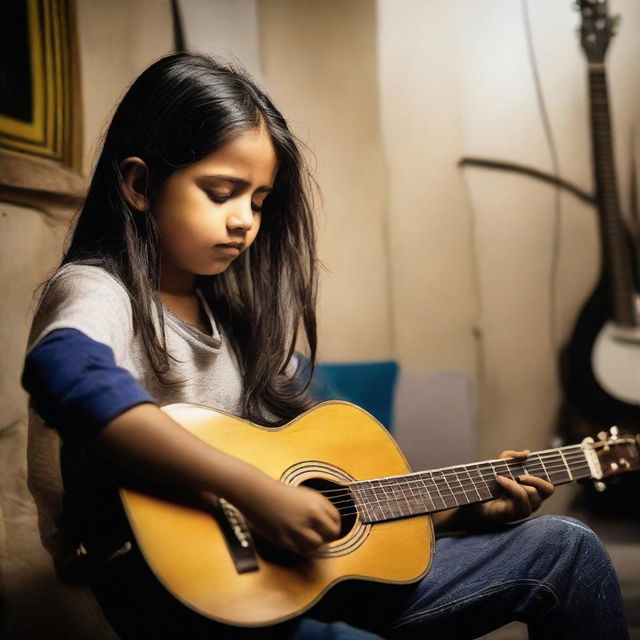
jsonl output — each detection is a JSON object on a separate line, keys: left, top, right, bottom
{"left": 151, "top": 126, "right": 278, "bottom": 292}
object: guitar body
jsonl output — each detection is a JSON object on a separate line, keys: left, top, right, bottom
{"left": 120, "top": 402, "right": 433, "bottom": 627}
{"left": 561, "top": 278, "right": 640, "bottom": 436}
{"left": 593, "top": 316, "right": 640, "bottom": 406}
{"left": 559, "top": 278, "right": 640, "bottom": 516}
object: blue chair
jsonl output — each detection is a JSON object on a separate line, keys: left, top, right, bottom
{"left": 309, "top": 360, "right": 399, "bottom": 431}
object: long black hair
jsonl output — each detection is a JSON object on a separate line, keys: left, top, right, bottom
{"left": 61, "top": 52, "right": 318, "bottom": 425}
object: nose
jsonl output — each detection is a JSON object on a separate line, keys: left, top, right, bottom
{"left": 226, "top": 199, "right": 254, "bottom": 232}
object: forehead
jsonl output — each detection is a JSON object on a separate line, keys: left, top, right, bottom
{"left": 189, "top": 127, "right": 278, "bottom": 181}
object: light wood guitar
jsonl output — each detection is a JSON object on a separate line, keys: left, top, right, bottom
{"left": 120, "top": 402, "right": 639, "bottom": 627}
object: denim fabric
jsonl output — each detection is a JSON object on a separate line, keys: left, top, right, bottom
{"left": 92, "top": 515, "right": 628, "bottom": 639}
{"left": 383, "top": 515, "right": 628, "bottom": 639}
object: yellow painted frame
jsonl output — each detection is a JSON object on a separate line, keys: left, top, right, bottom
{"left": 0, "top": 0, "right": 81, "bottom": 170}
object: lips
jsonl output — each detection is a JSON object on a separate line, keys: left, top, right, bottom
{"left": 215, "top": 243, "right": 242, "bottom": 257}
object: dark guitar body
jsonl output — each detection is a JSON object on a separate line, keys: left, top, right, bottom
{"left": 559, "top": 276, "right": 640, "bottom": 517}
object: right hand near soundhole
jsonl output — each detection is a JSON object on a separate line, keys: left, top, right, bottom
{"left": 236, "top": 479, "right": 342, "bottom": 556}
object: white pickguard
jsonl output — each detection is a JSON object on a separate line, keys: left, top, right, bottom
{"left": 593, "top": 320, "right": 640, "bottom": 406}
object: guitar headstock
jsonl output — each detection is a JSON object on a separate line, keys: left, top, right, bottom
{"left": 584, "top": 427, "right": 640, "bottom": 483}
{"left": 577, "top": 0, "right": 618, "bottom": 63}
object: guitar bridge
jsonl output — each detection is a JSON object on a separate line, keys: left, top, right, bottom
{"left": 211, "top": 497, "right": 259, "bottom": 574}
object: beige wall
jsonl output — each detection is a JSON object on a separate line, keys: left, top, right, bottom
{"left": 377, "top": 0, "right": 640, "bottom": 457}
{"left": 258, "top": 0, "right": 393, "bottom": 362}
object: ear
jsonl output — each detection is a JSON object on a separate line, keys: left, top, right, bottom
{"left": 120, "top": 157, "right": 150, "bottom": 211}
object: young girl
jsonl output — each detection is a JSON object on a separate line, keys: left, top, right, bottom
{"left": 22, "top": 53, "right": 627, "bottom": 639}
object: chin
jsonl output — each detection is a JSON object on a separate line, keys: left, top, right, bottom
{"left": 199, "top": 262, "right": 234, "bottom": 277}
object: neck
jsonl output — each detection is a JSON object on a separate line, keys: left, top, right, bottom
{"left": 349, "top": 444, "right": 593, "bottom": 524}
{"left": 159, "top": 259, "right": 197, "bottom": 297}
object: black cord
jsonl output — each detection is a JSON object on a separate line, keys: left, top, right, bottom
{"left": 458, "top": 157, "right": 595, "bottom": 206}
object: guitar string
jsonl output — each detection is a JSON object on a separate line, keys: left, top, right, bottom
{"left": 324, "top": 464, "right": 593, "bottom": 513}
{"left": 316, "top": 460, "right": 593, "bottom": 511}
{"left": 312, "top": 445, "right": 588, "bottom": 493}
{"left": 306, "top": 441, "right": 627, "bottom": 518}
{"left": 307, "top": 442, "right": 622, "bottom": 509}
{"left": 315, "top": 464, "right": 592, "bottom": 509}
{"left": 312, "top": 451, "right": 591, "bottom": 498}
{"left": 318, "top": 466, "right": 594, "bottom": 518}
{"left": 320, "top": 457, "right": 592, "bottom": 503}
{"left": 326, "top": 464, "right": 595, "bottom": 519}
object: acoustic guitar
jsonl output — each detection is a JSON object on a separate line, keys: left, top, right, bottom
{"left": 119, "top": 402, "right": 639, "bottom": 627}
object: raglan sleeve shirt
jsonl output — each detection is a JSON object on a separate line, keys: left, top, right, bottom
{"left": 22, "top": 264, "right": 157, "bottom": 444}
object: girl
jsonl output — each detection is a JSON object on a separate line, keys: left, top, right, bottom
{"left": 22, "top": 53, "right": 627, "bottom": 639}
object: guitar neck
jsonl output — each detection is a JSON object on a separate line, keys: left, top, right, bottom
{"left": 588, "top": 65, "right": 636, "bottom": 326}
{"left": 350, "top": 445, "right": 592, "bottom": 524}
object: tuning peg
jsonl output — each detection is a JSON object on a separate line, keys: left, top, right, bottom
{"left": 594, "top": 480, "right": 607, "bottom": 492}
{"left": 597, "top": 431, "right": 608, "bottom": 441}
{"left": 609, "top": 426, "right": 620, "bottom": 439}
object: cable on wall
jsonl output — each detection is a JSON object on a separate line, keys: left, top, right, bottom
{"left": 521, "top": 0, "right": 564, "bottom": 358}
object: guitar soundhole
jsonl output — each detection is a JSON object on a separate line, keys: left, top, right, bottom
{"left": 300, "top": 477, "right": 357, "bottom": 539}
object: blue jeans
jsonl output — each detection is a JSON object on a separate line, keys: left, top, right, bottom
{"left": 93, "top": 515, "right": 628, "bottom": 639}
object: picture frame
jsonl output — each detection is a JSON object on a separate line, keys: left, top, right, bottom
{"left": 0, "top": 0, "right": 85, "bottom": 215}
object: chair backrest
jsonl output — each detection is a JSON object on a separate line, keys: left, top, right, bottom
{"left": 310, "top": 360, "right": 399, "bottom": 431}
{"left": 392, "top": 371, "right": 477, "bottom": 472}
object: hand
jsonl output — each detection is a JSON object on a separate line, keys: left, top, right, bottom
{"left": 234, "top": 479, "right": 341, "bottom": 556}
{"left": 470, "top": 450, "right": 555, "bottom": 528}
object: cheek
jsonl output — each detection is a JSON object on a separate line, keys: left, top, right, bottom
{"left": 249, "top": 215, "right": 262, "bottom": 243}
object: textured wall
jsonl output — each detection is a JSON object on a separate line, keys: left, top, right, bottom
{"left": 0, "top": 2, "right": 174, "bottom": 637}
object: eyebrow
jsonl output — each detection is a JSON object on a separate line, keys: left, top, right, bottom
{"left": 200, "top": 174, "right": 273, "bottom": 193}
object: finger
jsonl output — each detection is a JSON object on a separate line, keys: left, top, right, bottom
{"left": 499, "top": 449, "right": 530, "bottom": 460}
{"left": 517, "top": 475, "right": 555, "bottom": 499}
{"left": 324, "top": 499, "right": 341, "bottom": 525}
{"left": 314, "top": 514, "right": 341, "bottom": 541}
{"left": 293, "top": 529, "right": 325, "bottom": 554}
{"left": 496, "top": 475, "right": 532, "bottom": 518}
{"left": 520, "top": 483, "right": 542, "bottom": 512}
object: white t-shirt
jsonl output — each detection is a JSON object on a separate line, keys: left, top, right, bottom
{"left": 27, "top": 263, "right": 246, "bottom": 557}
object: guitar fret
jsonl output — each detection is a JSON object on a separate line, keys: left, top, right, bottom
{"left": 450, "top": 467, "right": 473, "bottom": 504}
{"left": 351, "top": 483, "right": 372, "bottom": 522}
{"left": 426, "top": 473, "right": 447, "bottom": 510}
{"left": 440, "top": 473, "right": 459, "bottom": 507}
{"left": 369, "top": 480, "right": 382, "bottom": 522}
{"left": 558, "top": 450, "right": 573, "bottom": 481}
{"left": 474, "top": 464, "right": 494, "bottom": 501}
{"left": 536, "top": 454, "right": 551, "bottom": 483}
{"left": 464, "top": 466, "right": 483, "bottom": 501}
{"left": 406, "top": 476, "right": 422, "bottom": 513}
{"left": 419, "top": 475, "right": 441, "bottom": 512}
{"left": 378, "top": 480, "right": 391, "bottom": 519}
{"left": 447, "top": 469, "right": 466, "bottom": 505}
{"left": 374, "top": 480, "right": 389, "bottom": 520}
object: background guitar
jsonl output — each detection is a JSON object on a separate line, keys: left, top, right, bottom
{"left": 558, "top": 0, "right": 640, "bottom": 516}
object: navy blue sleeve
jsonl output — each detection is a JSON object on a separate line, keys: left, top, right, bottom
{"left": 22, "top": 328, "right": 156, "bottom": 443}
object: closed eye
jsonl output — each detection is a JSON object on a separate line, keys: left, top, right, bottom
{"left": 206, "top": 192, "right": 231, "bottom": 204}
{"left": 206, "top": 190, "right": 267, "bottom": 213}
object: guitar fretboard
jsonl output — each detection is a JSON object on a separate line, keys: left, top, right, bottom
{"left": 349, "top": 445, "right": 591, "bottom": 524}
{"left": 588, "top": 67, "right": 636, "bottom": 326}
